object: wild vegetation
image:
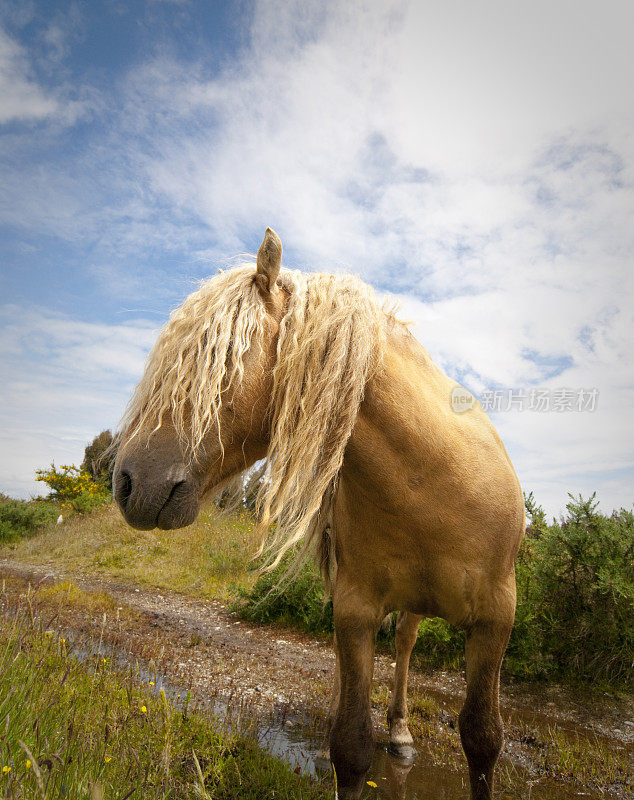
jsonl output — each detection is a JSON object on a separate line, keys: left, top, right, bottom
{"left": 1, "top": 458, "right": 632, "bottom": 798}
{"left": 0, "top": 495, "right": 59, "bottom": 544}
{"left": 2, "top": 536, "right": 631, "bottom": 799}
{"left": 239, "top": 493, "right": 634, "bottom": 689}
{"left": 3, "top": 442, "right": 633, "bottom": 691}
{"left": 0, "top": 590, "right": 329, "bottom": 800}
{"left": 0, "top": 432, "right": 115, "bottom": 546}
{"left": 81, "top": 429, "right": 116, "bottom": 488}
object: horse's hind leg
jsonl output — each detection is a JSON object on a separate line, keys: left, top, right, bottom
{"left": 387, "top": 611, "right": 422, "bottom": 759}
{"left": 459, "top": 614, "right": 513, "bottom": 800}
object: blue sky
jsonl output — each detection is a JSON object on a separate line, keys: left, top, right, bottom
{"left": 1, "top": 0, "right": 633, "bottom": 517}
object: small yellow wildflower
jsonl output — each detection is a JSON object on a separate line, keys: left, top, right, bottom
{"left": 104, "top": 756, "right": 112, "bottom": 763}
{"left": 45, "top": 631, "right": 52, "bottom": 638}
{"left": 141, "top": 705, "right": 147, "bottom": 714}
{"left": 366, "top": 780, "right": 377, "bottom": 788}
{"left": 25, "top": 760, "right": 31, "bottom": 770}
{"left": 2, "top": 766, "right": 10, "bottom": 774}
{"left": 149, "top": 681, "right": 155, "bottom": 686}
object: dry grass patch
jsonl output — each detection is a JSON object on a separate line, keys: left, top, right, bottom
{"left": 0, "top": 503, "right": 260, "bottom": 601}
{"left": 38, "top": 581, "right": 123, "bottom": 615}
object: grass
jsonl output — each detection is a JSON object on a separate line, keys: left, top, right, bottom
{"left": 0, "top": 593, "right": 331, "bottom": 800}
{"left": 1, "top": 500, "right": 632, "bottom": 797}
{"left": 0, "top": 503, "right": 259, "bottom": 602}
{"left": 2, "top": 569, "right": 632, "bottom": 798}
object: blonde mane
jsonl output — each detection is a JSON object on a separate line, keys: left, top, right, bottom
{"left": 121, "top": 264, "right": 385, "bottom": 573}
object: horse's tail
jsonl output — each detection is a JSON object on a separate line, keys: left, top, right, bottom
{"left": 318, "top": 523, "right": 334, "bottom": 592}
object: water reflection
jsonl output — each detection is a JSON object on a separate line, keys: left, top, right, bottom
{"left": 68, "top": 634, "right": 616, "bottom": 800}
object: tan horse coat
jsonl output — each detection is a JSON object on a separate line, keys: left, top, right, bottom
{"left": 114, "top": 229, "right": 525, "bottom": 800}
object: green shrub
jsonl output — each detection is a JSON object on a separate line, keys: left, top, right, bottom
{"left": 0, "top": 498, "right": 59, "bottom": 543}
{"left": 235, "top": 554, "right": 333, "bottom": 635}
{"left": 81, "top": 429, "right": 116, "bottom": 489}
{"left": 236, "top": 493, "right": 633, "bottom": 689}
{"left": 508, "top": 493, "right": 634, "bottom": 687}
{"left": 413, "top": 617, "right": 465, "bottom": 669}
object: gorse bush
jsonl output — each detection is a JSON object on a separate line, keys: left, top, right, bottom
{"left": 0, "top": 460, "right": 112, "bottom": 544}
{"left": 509, "top": 493, "right": 634, "bottom": 686}
{"left": 413, "top": 617, "right": 465, "bottom": 669}
{"left": 238, "top": 493, "right": 634, "bottom": 689}
{"left": 35, "top": 464, "right": 111, "bottom": 513}
{"left": 0, "top": 497, "right": 59, "bottom": 544}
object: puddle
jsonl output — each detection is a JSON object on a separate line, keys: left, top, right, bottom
{"left": 3, "top": 570, "right": 630, "bottom": 800}
{"left": 66, "top": 634, "right": 618, "bottom": 800}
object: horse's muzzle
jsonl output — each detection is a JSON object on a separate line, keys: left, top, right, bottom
{"left": 113, "top": 459, "right": 199, "bottom": 530}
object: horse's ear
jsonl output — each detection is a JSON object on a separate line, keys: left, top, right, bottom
{"left": 255, "top": 227, "right": 282, "bottom": 293}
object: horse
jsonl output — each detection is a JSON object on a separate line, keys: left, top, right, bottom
{"left": 113, "top": 228, "right": 525, "bottom": 800}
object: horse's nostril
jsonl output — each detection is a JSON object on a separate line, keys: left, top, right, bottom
{"left": 117, "top": 470, "right": 133, "bottom": 510}
{"left": 165, "top": 479, "right": 187, "bottom": 506}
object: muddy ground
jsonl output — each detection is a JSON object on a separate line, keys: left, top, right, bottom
{"left": 1, "top": 558, "right": 632, "bottom": 799}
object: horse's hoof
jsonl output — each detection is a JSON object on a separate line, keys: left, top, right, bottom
{"left": 387, "top": 741, "right": 417, "bottom": 762}
{"left": 314, "top": 748, "right": 331, "bottom": 765}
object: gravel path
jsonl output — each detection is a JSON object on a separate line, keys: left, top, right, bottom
{"left": 1, "top": 558, "right": 632, "bottom": 751}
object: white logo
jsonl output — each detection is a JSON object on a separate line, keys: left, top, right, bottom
{"left": 451, "top": 386, "right": 475, "bottom": 413}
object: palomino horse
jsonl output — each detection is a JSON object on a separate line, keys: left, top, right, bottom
{"left": 113, "top": 229, "right": 525, "bottom": 799}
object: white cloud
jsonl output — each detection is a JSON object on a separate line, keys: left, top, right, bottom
{"left": 1, "top": 0, "right": 633, "bottom": 516}
{"left": 386, "top": 1, "right": 634, "bottom": 176}
{"left": 0, "top": 307, "right": 157, "bottom": 498}
{"left": 0, "top": 25, "right": 58, "bottom": 122}
{"left": 112, "top": 0, "right": 633, "bottom": 515}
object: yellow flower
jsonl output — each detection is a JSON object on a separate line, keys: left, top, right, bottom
{"left": 149, "top": 681, "right": 154, "bottom": 686}
{"left": 2, "top": 766, "right": 10, "bottom": 774}
{"left": 104, "top": 756, "right": 112, "bottom": 763}
{"left": 25, "top": 760, "right": 32, "bottom": 769}
{"left": 141, "top": 705, "right": 147, "bottom": 714}
{"left": 366, "top": 780, "right": 377, "bottom": 788}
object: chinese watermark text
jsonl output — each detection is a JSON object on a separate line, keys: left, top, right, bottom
{"left": 451, "top": 387, "right": 599, "bottom": 413}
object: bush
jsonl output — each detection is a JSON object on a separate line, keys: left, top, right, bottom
{"left": 235, "top": 554, "right": 333, "bottom": 635}
{"left": 236, "top": 493, "right": 634, "bottom": 689}
{"left": 81, "top": 429, "right": 116, "bottom": 489}
{"left": 413, "top": 617, "right": 465, "bottom": 669}
{"left": 35, "top": 464, "right": 111, "bottom": 513}
{"left": 508, "top": 493, "right": 634, "bottom": 686}
{"left": 0, "top": 497, "right": 59, "bottom": 543}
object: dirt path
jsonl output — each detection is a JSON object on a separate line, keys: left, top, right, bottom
{"left": 2, "top": 558, "right": 632, "bottom": 797}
